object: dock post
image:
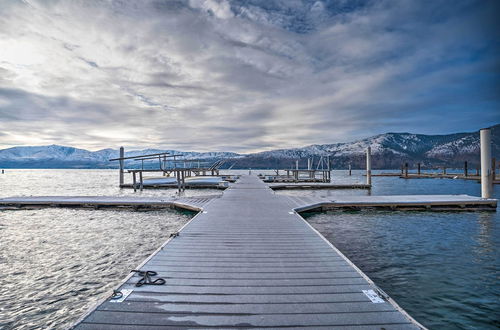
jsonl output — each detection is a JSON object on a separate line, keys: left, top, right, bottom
{"left": 464, "top": 161, "right": 468, "bottom": 177}
{"left": 182, "top": 170, "right": 186, "bottom": 191}
{"left": 132, "top": 171, "right": 137, "bottom": 192}
{"left": 119, "top": 146, "right": 124, "bottom": 186}
{"left": 492, "top": 158, "right": 496, "bottom": 181}
{"left": 404, "top": 162, "right": 409, "bottom": 177}
{"left": 348, "top": 164, "right": 352, "bottom": 176}
{"left": 366, "top": 147, "right": 372, "bottom": 185}
{"left": 327, "top": 156, "right": 330, "bottom": 182}
{"left": 443, "top": 167, "right": 446, "bottom": 175}
{"left": 417, "top": 163, "right": 421, "bottom": 175}
{"left": 480, "top": 128, "right": 492, "bottom": 198}
{"left": 139, "top": 171, "right": 143, "bottom": 191}
{"left": 176, "top": 170, "right": 181, "bottom": 192}
{"left": 296, "top": 160, "right": 299, "bottom": 170}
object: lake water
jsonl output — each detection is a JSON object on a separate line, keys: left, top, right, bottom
{"left": 0, "top": 169, "right": 498, "bottom": 329}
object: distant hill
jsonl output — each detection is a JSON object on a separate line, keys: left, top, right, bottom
{"left": 0, "top": 124, "right": 498, "bottom": 169}
{"left": 239, "top": 124, "right": 500, "bottom": 169}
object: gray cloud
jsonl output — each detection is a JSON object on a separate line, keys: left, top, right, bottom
{"left": 0, "top": 0, "right": 498, "bottom": 152}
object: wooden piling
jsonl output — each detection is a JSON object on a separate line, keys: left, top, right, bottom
{"left": 132, "top": 171, "right": 137, "bottom": 192}
{"left": 404, "top": 163, "right": 409, "bottom": 177}
{"left": 348, "top": 164, "right": 352, "bottom": 176}
{"left": 119, "top": 147, "right": 124, "bottom": 186}
{"left": 464, "top": 161, "right": 468, "bottom": 177}
{"left": 139, "top": 171, "right": 143, "bottom": 191}
{"left": 492, "top": 158, "right": 496, "bottom": 181}
{"left": 417, "top": 163, "right": 421, "bottom": 175}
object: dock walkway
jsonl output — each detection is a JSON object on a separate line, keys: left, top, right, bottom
{"left": 73, "top": 175, "right": 422, "bottom": 329}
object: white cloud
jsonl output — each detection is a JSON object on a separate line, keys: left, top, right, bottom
{"left": 0, "top": 0, "right": 498, "bottom": 152}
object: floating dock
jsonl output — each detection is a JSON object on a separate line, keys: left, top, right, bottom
{"left": 1, "top": 191, "right": 495, "bottom": 212}
{"left": 288, "top": 194, "right": 497, "bottom": 212}
{"left": 269, "top": 183, "right": 371, "bottom": 190}
{"left": 71, "top": 176, "right": 425, "bottom": 329}
{"left": 0, "top": 196, "right": 215, "bottom": 212}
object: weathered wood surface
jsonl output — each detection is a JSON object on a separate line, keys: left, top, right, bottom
{"left": 0, "top": 195, "right": 216, "bottom": 211}
{"left": 73, "top": 175, "right": 423, "bottom": 329}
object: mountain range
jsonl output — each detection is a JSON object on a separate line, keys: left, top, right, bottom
{"left": 1, "top": 124, "right": 498, "bottom": 169}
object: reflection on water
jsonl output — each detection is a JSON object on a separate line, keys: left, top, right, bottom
{"left": 475, "top": 212, "right": 496, "bottom": 256}
{"left": 0, "top": 169, "right": 222, "bottom": 198}
{"left": 0, "top": 208, "right": 191, "bottom": 329}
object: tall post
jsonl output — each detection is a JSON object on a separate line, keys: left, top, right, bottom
{"left": 348, "top": 164, "right": 352, "bottom": 176}
{"left": 132, "top": 171, "right": 137, "bottom": 192}
{"left": 480, "top": 128, "right": 492, "bottom": 198}
{"left": 464, "top": 161, "right": 468, "bottom": 177}
{"left": 492, "top": 158, "right": 496, "bottom": 181}
{"left": 366, "top": 147, "right": 372, "bottom": 185}
{"left": 139, "top": 171, "right": 143, "bottom": 191}
{"left": 119, "top": 146, "right": 124, "bottom": 186}
{"left": 417, "top": 162, "right": 421, "bottom": 175}
{"left": 404, "top": 162, "right": 409, "bottom": 177}
{"left": 327, "top": 156, "right": 331, "bottom": 182}
{"left": 176, "top": 170, "right": 181, "bottom": 192}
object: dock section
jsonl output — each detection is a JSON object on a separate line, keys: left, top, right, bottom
{"left": 287, "top": 194, "right": 498, "bottom": 212}
{"left": 73, "top": 175, "right": 423, "bottom": 329}
{"left": 269, "top": 183, "right": 371, "bottom": 190}
{"left": 0, "top": 195, "right": 216, "bottom": 212}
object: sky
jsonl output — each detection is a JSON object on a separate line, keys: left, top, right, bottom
{"left": 0, "top": 0, "right": 499, "bottom": 152}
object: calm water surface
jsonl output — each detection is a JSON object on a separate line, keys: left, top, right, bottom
{"left": 0, "top": 169, "right": 498, "bottom": 329}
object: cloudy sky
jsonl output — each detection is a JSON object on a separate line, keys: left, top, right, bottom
{"left": 0, "top": 0, "right": 499, "bottom": 152}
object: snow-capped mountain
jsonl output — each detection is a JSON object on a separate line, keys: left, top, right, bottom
{"left": 0, "top": 145, "right": 241, "bottom": 169}
{"left": 0, "top": 124, "right": 497, "bottom": 169}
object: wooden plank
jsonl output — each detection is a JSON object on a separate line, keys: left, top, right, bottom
{"left": 76, "top": 323, "right": 419, "bottom": 329}
{"left": 98, "top": 301, "right": 396, "bottom": 314}
{"left": 80, "top": 310, "right": 414, "bottom": 327}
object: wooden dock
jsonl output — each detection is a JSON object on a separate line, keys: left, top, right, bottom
{"left": 72, "top": 176, "right": 424, "bottom": 329}
{"left": 269, "top": 183, "right": 371, "bottom": 190}
{"left": 0, "top": 196, "right": 216, "bottom": 212}
{"left": 288, "top": 194, "right": 497, "bottom": 212}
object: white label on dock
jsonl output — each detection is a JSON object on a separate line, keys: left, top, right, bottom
{"left": 109, "top": 289, "right": 133, "bottom": 303}
{"left": 362, "top": 289, "right": 385, "bottom": 303}
{"left": 288, "top": 211, "right": 294, "bottom": 214}
{"left": 203, "top": 211, "right": 208, "bottom": 214}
